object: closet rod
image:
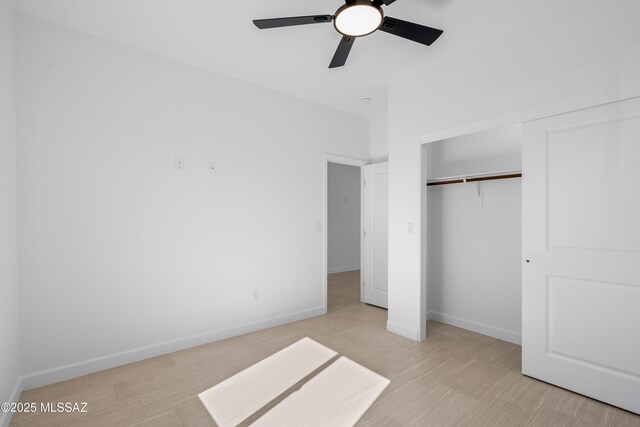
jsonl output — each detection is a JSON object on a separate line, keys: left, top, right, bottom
{"left": 426, "top": 172, "right": 522, "bottom": 187}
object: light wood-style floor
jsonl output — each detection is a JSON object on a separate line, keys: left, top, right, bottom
{"left": 11, "top": 270, "right": 640, "bottom": 426}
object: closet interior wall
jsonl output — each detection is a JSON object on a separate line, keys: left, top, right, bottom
{"left": 424, "top": 124, "right": 523, "bottom": 344}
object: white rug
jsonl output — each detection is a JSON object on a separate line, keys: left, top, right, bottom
{"left": 198, "top": 337, "right": 337, "bottom": 427}
{"left": 250, "top": 356, "right": 390, "bottom": 427}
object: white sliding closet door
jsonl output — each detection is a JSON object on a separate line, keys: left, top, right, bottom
{"left": 522, "top": 96, "right": 640, "bottom": 414}
{"left": 363, "top": 162, "right": 388, "bottom": 309}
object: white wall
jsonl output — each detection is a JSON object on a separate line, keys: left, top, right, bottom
{"left": 387, "top": 0, "right": 640, "bottom": 340}
{"left": 327, "top": 163, "right": 361, "bottom": 274}
{"left": 0, "top": 1, "right": 21, "bottom": 424}
{"left": 425, "top": 126, "right": 522, "bottom": 344}
{"left": 426, "top": 125, "right": 522, "bottom": 179}
{"left": 369, "top": 110, "right": 389, "bottom": 164}
{"left": 16, "top": 16, "right": 369, "bottom": 386}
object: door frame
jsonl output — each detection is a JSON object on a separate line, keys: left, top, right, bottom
{"left": 323, "top": 154, "right": 368, "bottom": 314}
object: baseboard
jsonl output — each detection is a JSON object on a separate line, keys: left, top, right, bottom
{"left": 0, "top": 376, "right": 24, "bottom": 427}
{"left": 386, "top": 321, "right": 420, "bottom": 341}
{"left": 20, "top": 307, "right": 325, "bottom": 391}
{"left": 327, "top": 266, "right": 360, "bottom": 274}
{"left": 426, "top": 311, "right": 521, "bottom": 345}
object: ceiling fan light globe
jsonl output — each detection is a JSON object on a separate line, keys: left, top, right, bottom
{"left": 334, "top": 4, "right": 383, "bottom": 37}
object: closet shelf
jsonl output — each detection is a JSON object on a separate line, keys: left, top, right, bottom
{"left": 426, "top": 170, "right": 522, "bottom": 187}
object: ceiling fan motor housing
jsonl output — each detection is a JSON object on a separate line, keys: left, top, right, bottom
{"left": 333, "top": 1, "right": 384, "bottom": 37}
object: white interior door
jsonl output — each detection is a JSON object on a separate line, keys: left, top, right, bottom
{"left": 522, "top": 96, "right": 640, "bottom": 414}
{"left": 363, "top": 162, "right": 388, "bottom": 309}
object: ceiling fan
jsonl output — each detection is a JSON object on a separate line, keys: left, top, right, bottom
{"left": 253, "top": 0, "right": 443, "bottom": 69}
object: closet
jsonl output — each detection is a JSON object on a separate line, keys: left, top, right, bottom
{"left": 422, "top": 98, "right": 640, "bottom": 415}
{"left": 423, "top": 124, "right": 523, "bottom": 344}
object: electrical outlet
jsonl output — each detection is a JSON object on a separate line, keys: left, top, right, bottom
{"left": 252, "top": 289, "right": 260, "bottom": 301}
{"left": 175, "top": 157, "right": 184, "bottom": 171}
{"left": 208, "top": 161, "right": 217, "bottom": 174}
{"left": 315, "top": 221, "right": 323, "bottom": 232}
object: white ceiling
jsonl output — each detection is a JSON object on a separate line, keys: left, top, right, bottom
{"left": 12, "top": 0, "right": 577, "bottom": 119}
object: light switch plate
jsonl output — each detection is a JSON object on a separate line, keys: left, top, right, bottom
{"left": 407, "top": 222, "right": 415, "bottom": 234}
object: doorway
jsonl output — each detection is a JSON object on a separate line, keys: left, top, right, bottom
{"left": 322, "top": 154, "right": 366, "bottom": 313}
{"left": 327, "top": 161, "right": 362, "bottom": 311}
{"left": 423, "top": 124, "right": 523, "bottom": 344}
{"left": 322, "top": 155, "right": 389, "bottom": 313}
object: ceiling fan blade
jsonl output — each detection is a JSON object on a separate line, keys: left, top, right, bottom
{"left": 329, "top": 36, "right": 355, "bottom": 68}
{"left": 253, "top": 15, "right": 332, "bottom": 29}
{"left": 379, "top": 16, "right": 443, "bottom": 46}
{"left": 381, "top": 0, "right": 397, "bottom": 5}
